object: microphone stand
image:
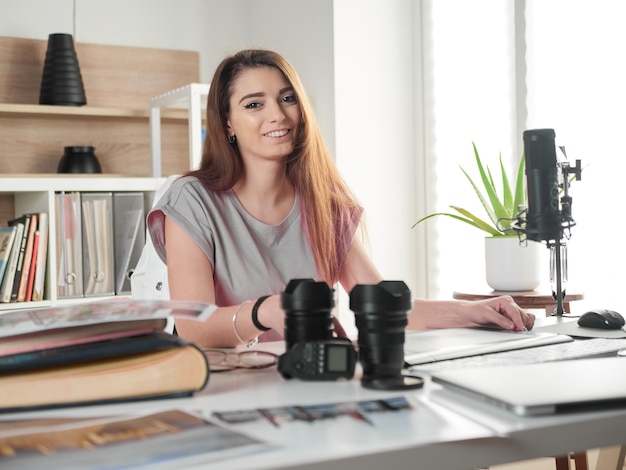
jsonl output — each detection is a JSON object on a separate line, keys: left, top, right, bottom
{"left": 551, "top": 238, "right": 566, "bottom": 316}
{"left": 549, "top": 158, "right": 580, "bottom": 316}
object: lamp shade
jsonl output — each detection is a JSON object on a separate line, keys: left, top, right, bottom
{"left": 39, "top": 33, "right": 87, "bottom": 106}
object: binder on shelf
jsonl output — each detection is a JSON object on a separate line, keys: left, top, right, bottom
{"left": 31, "top": 212, "right": 49, "bottom": 302}
{"left": 0, "top": 222, "right": 24, "bottom": 303}
{"left": 81, "top": 192, "right": 115, "bottom": 297}
{"left": 55, "top": 192, "right": 83, "bottom": 299}
{"left": 113, "top": 192, "right": 146, "bottom": 295}
{"left": 0, "top": 226, "right": 18, "bottom": 288}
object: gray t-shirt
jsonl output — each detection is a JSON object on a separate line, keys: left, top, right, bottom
{"left": 147, "top": 176, "right": 320, "bottom": 305}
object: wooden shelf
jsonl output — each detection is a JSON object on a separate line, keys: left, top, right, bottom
{"left": 0, "top": 103, "right": 189, "bottom": 120}
{"left": 0, "top": 36, "right": 201, "bottom": 311}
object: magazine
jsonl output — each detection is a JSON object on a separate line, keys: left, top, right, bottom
{"left": 0, "top": 409, "right": 269, "bottom": 469}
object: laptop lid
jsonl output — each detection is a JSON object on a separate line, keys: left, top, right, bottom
{"left": 430, "top": 357, "right": 626, "bottom": 416}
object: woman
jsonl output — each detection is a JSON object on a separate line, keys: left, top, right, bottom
{"left": 147, "top": 49, "right": 534, "bottom": 348}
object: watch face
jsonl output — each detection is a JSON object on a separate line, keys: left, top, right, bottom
{"left": 325, "top": 344, "right": 349, "bottom": 372}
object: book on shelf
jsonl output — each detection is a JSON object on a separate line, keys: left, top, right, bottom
{"left": 55, "top": 192, "right": 83, "bottom": 299}
{"left": 81, "top": 192, "right": 115, "bottom": 297}
{"left": 0, "top": 222, "right": 25, "bottom": 303}
{"left": 0, "top": 298, "right": 217, "bottom": 412}
{"left": 31, "top": 212, "right": 49, "bottom": 302}
{"left": 23, "top": 230, "right": 39, "bottom": 302}
{"left": 8, "top": 214, "right": 31, "bottom": 302}
{"left": 16, "top": 213, "right": 38, "bottom": 302}
{"left": 112, "top": 192, "right": 146, "bottom": 295}
{"left": 0, "top": 226, "right": 18, "bottom": 288}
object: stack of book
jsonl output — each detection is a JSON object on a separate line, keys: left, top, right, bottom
{"left": 0, "top": 299, "right": 215, "bottom": 412}
{"left": 0, "top": 213, "right": 48, "bottom": 304}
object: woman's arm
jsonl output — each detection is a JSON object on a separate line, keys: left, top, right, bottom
{"left": 164, "top": 216, "right": 285, "bottom": 347}
{"left": 338, "top": 237, "right": 535, "bottom": 332}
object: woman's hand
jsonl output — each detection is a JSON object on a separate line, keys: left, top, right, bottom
{"left": 462, "top": 295, "right": 535, "bottom": 331}
{"left": 408, "top": 295, "right": 535, "bottom": 331}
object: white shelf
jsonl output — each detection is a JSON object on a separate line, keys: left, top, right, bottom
{"left": 150, "top": 83, "right": 209, "bottom": 177}
{"left": 0, "top": 176, "right": 163, "bottom": 311}
{"left": 0, "top": 175, "right": 165, "bottom": 193}
{"left": 0, "top": 83, "right": 205, "bottom": 311}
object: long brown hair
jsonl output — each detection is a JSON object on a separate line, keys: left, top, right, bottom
{"left": 187, "top": 49, "right": 362, "bottom": 284}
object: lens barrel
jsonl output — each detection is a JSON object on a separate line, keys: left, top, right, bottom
{"left": 280, "top": 279, "right": 335, "bottom": 351}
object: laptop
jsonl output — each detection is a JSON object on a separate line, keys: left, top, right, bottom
{"left": 430, "top": 356, "right": 626, "bottom": 416}
{"left": 404, "top": 328, "right": 573, "bottom": 366}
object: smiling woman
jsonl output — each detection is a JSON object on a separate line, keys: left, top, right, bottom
{"left": 141, "top": 48, "right": 534, "bottom": 351}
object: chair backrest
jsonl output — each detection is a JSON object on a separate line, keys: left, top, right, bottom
{"left": 130, "top": 175, "right": 180, "bottom": 301}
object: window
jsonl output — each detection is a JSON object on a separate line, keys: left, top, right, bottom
{"left": 424, "top": 0, "right": 621, "bottom": 310}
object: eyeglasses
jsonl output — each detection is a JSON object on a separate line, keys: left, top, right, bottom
{"left": 202, "top": 349, "right": 278, "bottom": 373}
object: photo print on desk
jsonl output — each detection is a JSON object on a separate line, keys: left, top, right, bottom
{"left": 213, "top": 396, "right": 412, "bottom": 428}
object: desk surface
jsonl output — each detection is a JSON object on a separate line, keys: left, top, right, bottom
{"left": 2, "top": 319, "right": 626, "bottom": 470}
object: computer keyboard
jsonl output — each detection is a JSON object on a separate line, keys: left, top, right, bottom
{"left": 408, "top": 337, "right": 626, "bottom": 374}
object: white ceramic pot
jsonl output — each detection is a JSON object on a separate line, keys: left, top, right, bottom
{"left": 485, "top": 236, "right": 542, "bottom": 291}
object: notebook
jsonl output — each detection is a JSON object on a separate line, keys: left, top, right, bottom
{"left": 404, "top": 328, "right": 573, "bottom": 366}
{"left": 430, "top": 357, "right": 626, "bottom": 416}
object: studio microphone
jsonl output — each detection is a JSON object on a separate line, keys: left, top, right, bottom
{"left": 522, "top": 128, "right": 563, "bottom": 243}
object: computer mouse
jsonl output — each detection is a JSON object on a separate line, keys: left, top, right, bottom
{"left": 577, "top": 309, "right": 625, "bottom": 330}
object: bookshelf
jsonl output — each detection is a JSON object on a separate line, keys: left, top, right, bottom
{"left": 0, "top": 36, "right": 201, "bottom": 311}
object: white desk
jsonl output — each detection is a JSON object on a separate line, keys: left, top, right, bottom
{"left": 2, "top": 331, "right": 626, "bottom": 469}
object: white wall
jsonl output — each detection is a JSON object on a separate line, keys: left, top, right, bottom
{"left": 1, "top": 0, "right": 419, "bottom": 301}
{"left": 334, "top": 0, "right": 420, "bottom": 297}
{"left": 0, "top": 0, "right": 336, "bottom": 156}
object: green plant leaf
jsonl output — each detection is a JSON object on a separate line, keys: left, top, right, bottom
{"left": 450, "top": 206, "right": 503, "bottom": 236}
{"left": 500, "top": 153, "right": 513, "bottom": 215}
{"left": 513, "top": 156, "right": 526, "bottom": 213}
{"left": 412, "top": 142, "right": 527, "bottom": 237}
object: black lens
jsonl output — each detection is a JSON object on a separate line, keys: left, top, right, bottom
{"left": 350, "top": 281, "right": 422, "bottom": 390}
{"left": 280, "top": 279, "right": 335, "bottom": 351}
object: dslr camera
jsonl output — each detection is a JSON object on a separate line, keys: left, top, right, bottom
{"left": 277, "top": 279, "right": 357, "bottom": 381}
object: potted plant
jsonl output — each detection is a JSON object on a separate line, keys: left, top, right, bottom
{"left": 412, "top": 143, "right": 542, "bottom": 291}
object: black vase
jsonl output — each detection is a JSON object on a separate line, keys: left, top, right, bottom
{"left": 58, "top": 146, "right": 101, "bottom": 174}
{"left": 39, "top": 33, "right": 87, "bottom": 106}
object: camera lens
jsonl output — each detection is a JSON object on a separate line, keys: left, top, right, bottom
{"left": 350, "top": 280, "right": 423, "bottom": 390}
{"left": 280, "top": 279, "right": 335, "bottom": 351}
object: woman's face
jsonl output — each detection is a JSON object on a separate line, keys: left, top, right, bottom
{"left": 226, "top": 66, "right": 301, "bottom": 163}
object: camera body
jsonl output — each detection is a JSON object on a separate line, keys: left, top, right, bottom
{"left": 278, "top": 279, "right": 357, "bottom": 381}
{"left": 278, "top": 338, "right": 356, "bottom": 381}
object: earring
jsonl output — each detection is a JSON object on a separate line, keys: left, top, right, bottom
{"left": 228, "top": 135, "right": 236, "bottom": 144}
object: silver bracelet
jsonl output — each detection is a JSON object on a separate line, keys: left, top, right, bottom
{"left": 232, "top": 301, "right": 258, "bottom": 348}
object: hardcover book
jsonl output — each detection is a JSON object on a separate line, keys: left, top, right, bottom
{"left": 8, "top": 215, "right": 31, "bottom": 302}
{"left": 0, "top": 299, "right": 216, "bottom": 412}
{"left": 31, "top": 212, "right": 49, "bottom": 302}
{"left": 16, "top": 213, "right": 38, "bottom": 302}
{"left": 0, "top": 222, "right": 25, "bottom": 303}
{"left": 0, "top": 333, "right": 210, "bottom": 412}
{"left": 0, "top": 226, "right": 18, "bottom": 287}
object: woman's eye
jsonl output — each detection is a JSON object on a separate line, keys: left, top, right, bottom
{"left": 281, "top": 94, "right": 297, "bottom": 104}
{"left": 244, "top": 102, "right": 262, "bottom": 109}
